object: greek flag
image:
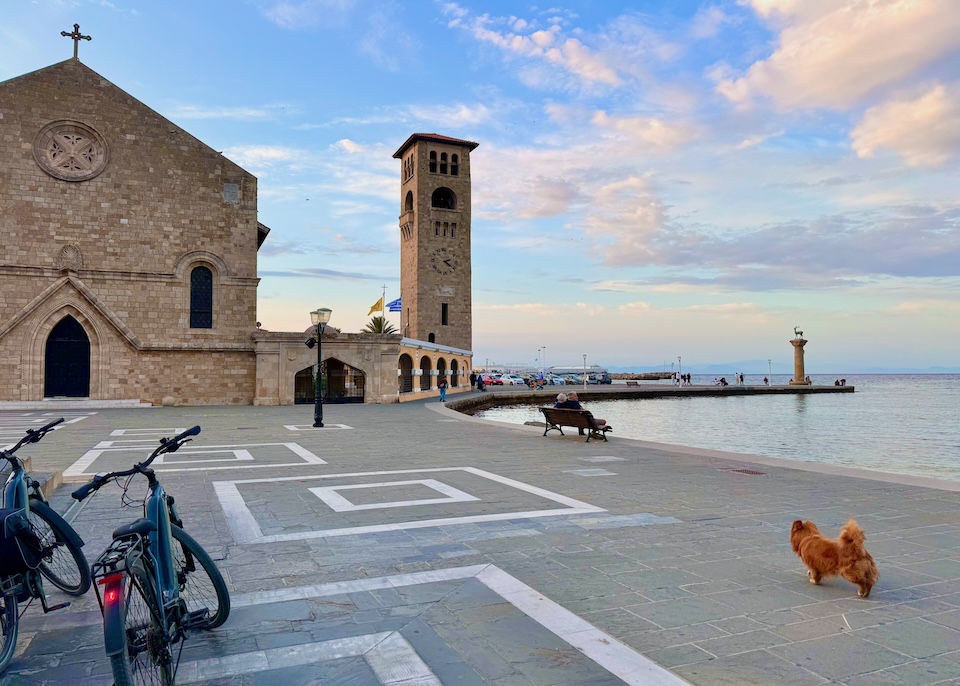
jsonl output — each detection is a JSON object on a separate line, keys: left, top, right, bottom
{"left": 386, "top": 298, "right": 402, "bottom": 312}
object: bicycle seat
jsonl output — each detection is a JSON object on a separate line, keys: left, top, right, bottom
{"left": 112, "top": 518, "right": 157, "bottom": 540}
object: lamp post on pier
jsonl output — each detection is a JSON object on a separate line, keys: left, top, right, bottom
{"left": 582, "top": 354, "right": 587, "bottom": 390}
{"left": 308, "top": 307, "right": 332, "bottom": 427}
{"left": 678, "top": 356, "right": 682, "bottom": 384}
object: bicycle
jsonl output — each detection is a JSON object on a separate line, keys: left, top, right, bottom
{"left": 1, "top": 417, "right": 91, "bottom": 673}
{"left": 72, "top": 425, "right": 230, "bottom": 686}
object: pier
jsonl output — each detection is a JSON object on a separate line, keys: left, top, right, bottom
{"left": 451, "top": 381, "right": 854, "bottom": 412}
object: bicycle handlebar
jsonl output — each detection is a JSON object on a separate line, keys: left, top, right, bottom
{"left": 71, "top": 425, "right": 201, "bottom": 501}
{"left": 1, "top": 417, "right": 64, "bottom": 459}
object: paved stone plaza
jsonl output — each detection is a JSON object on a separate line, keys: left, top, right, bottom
{"left": 6, "top": 397, "right": 960, "bottom": 685}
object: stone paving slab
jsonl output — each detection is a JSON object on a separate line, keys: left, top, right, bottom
{"left": 4, "top": 401, "right": 960, "bottom": 684}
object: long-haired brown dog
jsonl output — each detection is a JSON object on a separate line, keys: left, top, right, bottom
{"left": 790, "top": 519, "right": 879, "bottom": 597}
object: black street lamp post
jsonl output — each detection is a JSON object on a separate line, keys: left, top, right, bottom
{"left": 309, "top": 307, "right": 332, "bottom": 427}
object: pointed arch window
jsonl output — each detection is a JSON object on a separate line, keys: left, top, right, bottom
{"left": 429, "top": 151, "right": 437, "bottom": 173}
{"left": 440, "top": 152, "right": 448, "bottom": 174}
{"left": 190, "top": 266, "right": 213, "bottom": 328}
{"left": 451, "top": 154, "right": 459, "bottom": 176}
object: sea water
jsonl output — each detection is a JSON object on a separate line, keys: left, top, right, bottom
{"left": 473, "top": 374, "right": 960, "bottom": 482}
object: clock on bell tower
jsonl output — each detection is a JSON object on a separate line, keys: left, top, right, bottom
{"left": 393, "top": 133, "right": 478, "bottom": 352}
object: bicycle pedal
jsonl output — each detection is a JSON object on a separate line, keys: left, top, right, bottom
{"left": 182, "top": 609, "right": 210, "bottom": 628}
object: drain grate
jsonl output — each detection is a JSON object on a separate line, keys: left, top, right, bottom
{"left": 724, "top": 468, "right": 766, "bottom": 475}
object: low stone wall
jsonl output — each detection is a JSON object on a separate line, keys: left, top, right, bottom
{"left": 449, "top": 384, "right": 855, "bottom": 415}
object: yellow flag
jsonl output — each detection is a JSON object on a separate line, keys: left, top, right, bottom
{"left": 367, "top": 297, "right": 383, "bottom": 316}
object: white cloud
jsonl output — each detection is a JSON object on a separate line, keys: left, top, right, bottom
{"left": 690, "top": 6, "right": 733, "bottom": 39}
{"left": 405, "top": 103, "right": 493, "bottom": 127}
{"left": 358, "top": 7, "right": 419, "bottom": 72}
{"left": 618, "top": 301, "right": 653, "bottom": 314}
{"left": 262, "top": 0, "right": 356, "bottom": 30}
{"left": 591, "top": 111, "right": 695, "bottom": 151}
{"left": 851, "top": 84, "right": 960, "bottom": 167}
{"left": 334, "top": 139, "right": 364, "bottom": 153}
{"left": 683, "top": 303, "right": 766, "bottom": 315}
{"left": 583, "top": 177, "right": 669, "bottom": 267}
{"left": 166, "top": 104, "right": 294, "bottom": 120}
{"left": 718, "top": 0, "right": 960, "bottom": 110}
{"left": 443, "top": 4, "right": 621, "bottom": 88}
{"left": 222, "top": 145, "right": 306, "bottom": 170}
{"left": 735, "top": 130, "right": 784, "bottom": 149}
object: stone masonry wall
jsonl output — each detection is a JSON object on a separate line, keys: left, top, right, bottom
{"left": 0, "top": 59, "right": 259, "bottom": 403}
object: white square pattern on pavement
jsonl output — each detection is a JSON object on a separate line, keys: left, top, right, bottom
{"left": 26, "top": 565, "right": 686, "bottom": 686}
{"left": 63, "top": 435, "right": 326, "bottom": 478}
{"left": 214, "top": 467, "right": 606, "bottom": 544}
{"left": 309, "top": 478, "right": 480, "bottom": 512}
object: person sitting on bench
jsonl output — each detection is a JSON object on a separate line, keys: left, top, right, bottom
{"left": 554, "top": 393, "right": 607, "bottom": 427}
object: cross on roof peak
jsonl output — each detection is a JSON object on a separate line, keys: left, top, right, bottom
{"left": 60, "top": 23, "right": 91, "bottom": 60}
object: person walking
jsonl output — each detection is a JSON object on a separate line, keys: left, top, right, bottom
{"left": 469, "top": 371, "right": 477, "bottom": 390}
{"left": 438, "top": 376, "right": 448, "bottom": 402}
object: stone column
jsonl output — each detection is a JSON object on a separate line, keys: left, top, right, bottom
{"left": 789, "top": 337, "right": 810, "bottom": 385}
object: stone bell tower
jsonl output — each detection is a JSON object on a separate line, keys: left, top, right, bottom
{"left": 393, "top": 133, "right": 478, "bottom": 352}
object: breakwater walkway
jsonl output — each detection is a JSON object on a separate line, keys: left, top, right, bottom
{"left": 450, "top": 381, "right": 854, "bottom": 413}
{"left": 8, "top": 393, "right": 960, "bottom": 686}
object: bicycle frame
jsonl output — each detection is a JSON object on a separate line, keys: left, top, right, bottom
{"left": 93, "top": 477, "right": 185, "bottom": 659}
{"left": 2, "top": 420, "right": 85, "bottom": 553}
{"left": 2, "top": 419, "right": 61, "bottom": 510}
{"left": 145, "top": 476, "right": 180, "bottom": 609}
{"left": 84, "top": 427, "right": 201, "bottom": 660}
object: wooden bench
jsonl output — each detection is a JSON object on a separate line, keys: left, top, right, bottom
{"left": 625, "top": 380, "right": 639, "bottom": 387}
{"left": 539, "top": 407, "right": 612, "bottom": 442}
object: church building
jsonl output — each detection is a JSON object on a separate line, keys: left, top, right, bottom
{"left": 0, "top": 35, "right": 474, "bottom": 406}
{"left": 0, "top": 53, "right": 264, "bottom": 405}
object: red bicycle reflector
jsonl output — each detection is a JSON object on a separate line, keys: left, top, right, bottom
{"left": 97, "top": 573, "right": 124, "bottom": 604}
{"left": 98, "top": 573, "right": 123, "bottom": 585}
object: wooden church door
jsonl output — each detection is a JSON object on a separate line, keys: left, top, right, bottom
{"left": 44, "top": 316, "right": 90, "bottom": 397}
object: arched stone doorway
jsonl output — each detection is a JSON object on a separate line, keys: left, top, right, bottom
{"left": 293, "top": 360, "right": 366, "bottom": 404}
{"left": 399, "top": 354, "right": 414, "bottom": 393}
{"left": 44, "top": 315, "right": 90, "bottom": 397}
{"left": 325, "top": 359, "right": 365, "bottom": 403}
{"left": 451, "top": 359, "right": 459, "bottom": 387}
{"left": 437, "top": 357, "right": 447, "bottom": 389}
{"left": 294, "top": 365, "right": 316, "bottom": 405}
{"left": 419, "top": 357, "right": 432, "bottom": 391}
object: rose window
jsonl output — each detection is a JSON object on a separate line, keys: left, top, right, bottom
{"left": 34, "top": 120, "right": 108, "bottom": 182}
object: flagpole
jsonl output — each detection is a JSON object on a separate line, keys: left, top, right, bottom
{"left": 381, "top": 284, "right": 387, "bottom": 321}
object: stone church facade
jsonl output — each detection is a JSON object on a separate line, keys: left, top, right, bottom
{"left": 0, "top": 58, "right": 263, "bottom": 405}
{"left": 0, "top": 55, "right": 474, "bottom": 406}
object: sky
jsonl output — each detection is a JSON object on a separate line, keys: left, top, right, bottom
{"left": 3, "top": 0, "right": 959, "bottom": 373}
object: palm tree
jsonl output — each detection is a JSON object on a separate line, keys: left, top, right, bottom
{"left": 363, "top": 316, "right": 397, "bottom": 334}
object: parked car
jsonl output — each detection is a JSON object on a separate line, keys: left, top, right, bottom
{"left": 587, "top": 373, "right": 612, "bottom": 384}
{"left": 499, "top": 374, "right": 526, "bottom": 386}
{"left": 479, "top": 374, "right": 502, "bottom": 385}
{"left": 547, "top": 376, "right": 567, "bottom": 386}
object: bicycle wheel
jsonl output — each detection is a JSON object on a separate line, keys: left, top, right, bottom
{"left": 27, "top": 501, "right": 91, "bottom": 596}
{"left": 110, "top": 565, "right": 173, "bottom": 686}
{"left": 171, "top": 526, "right": 230, "bottom": 629}
{"left": 0, "top": 590, "right": 18, "bottom": 674}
